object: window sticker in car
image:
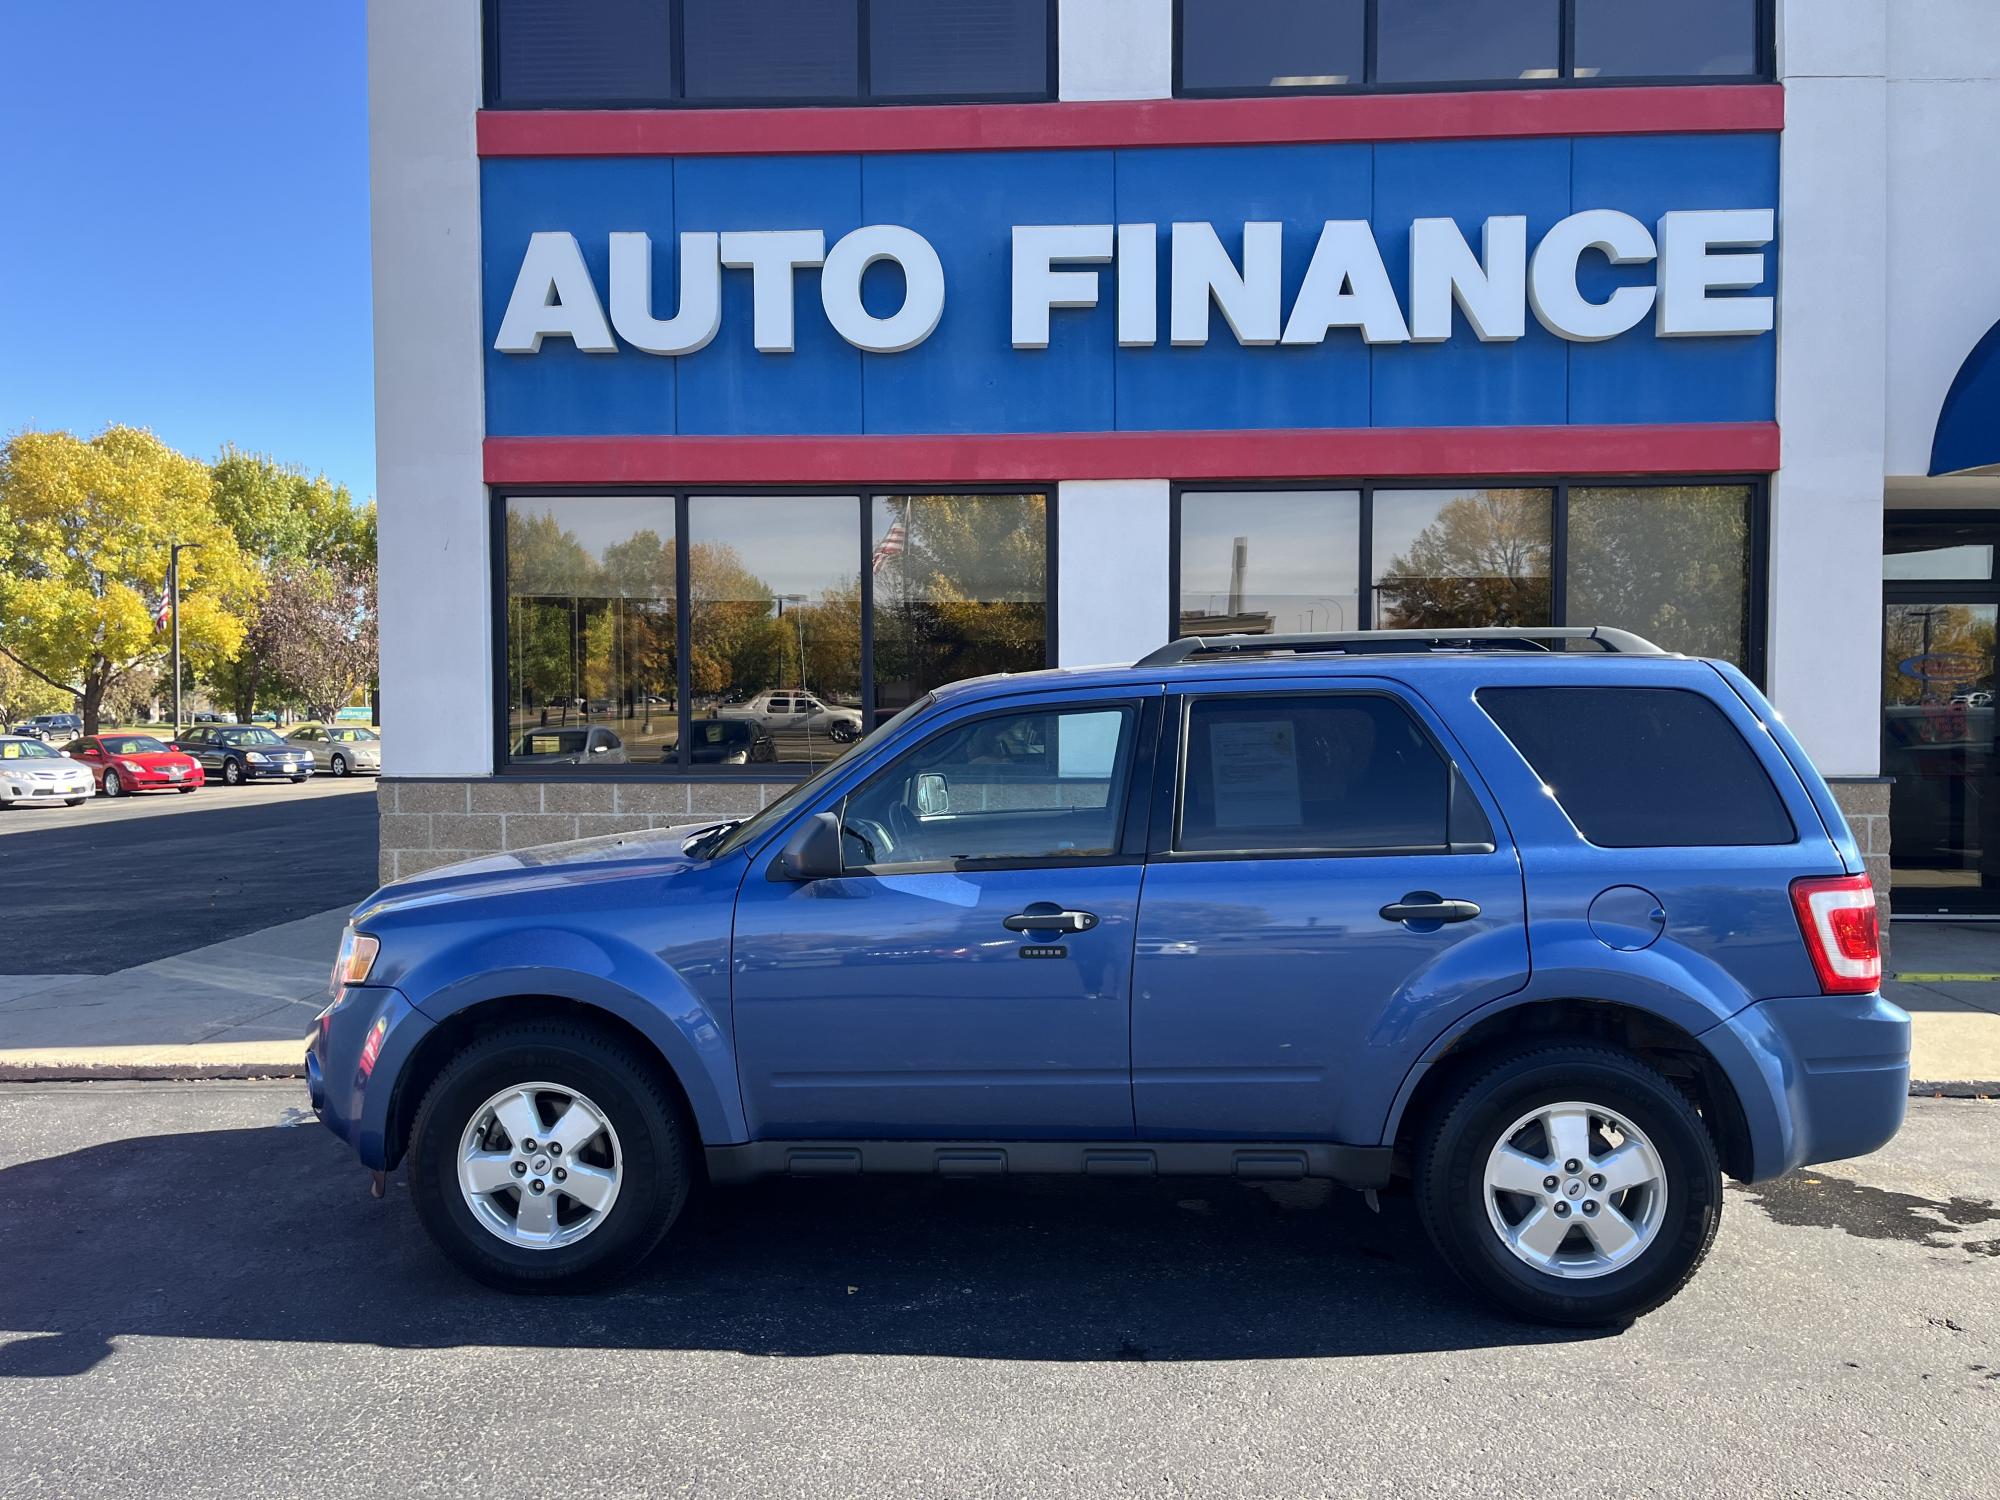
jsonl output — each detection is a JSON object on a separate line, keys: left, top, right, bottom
{"left": 1208, "top": 719, "right": 1302, "bottom": 828}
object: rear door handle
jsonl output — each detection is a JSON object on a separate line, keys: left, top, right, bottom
{"left": 1003, "top": 907, "right": 1099, "bottom": 934}
{"left": 1379, "top": 892, "right": 1482, "bottom": 925}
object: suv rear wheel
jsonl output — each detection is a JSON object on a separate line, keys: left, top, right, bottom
{"left": 1415, "top": 1045, "right": 1721, "bottom": 1326}
{"left": 407, "top": 1022, "right": 689, "bottom": 1291}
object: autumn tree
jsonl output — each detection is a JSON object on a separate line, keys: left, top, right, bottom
{"left": 247, "top": 560, "right": 378, "bottom": 722}
{"left": 873, "top": 493, "right": 1046, "bottom": 705}
{"left": 0, "top": 654, "right": 69, "bottom": 729}
{"left": 208, "top": 449, "right": 375, "bottom": 719}
{"left": 1375, "top": 490, "right": 1552, "bottom": 629}
{"left": 0, "top": 427, "right": 254, "bottom": 732}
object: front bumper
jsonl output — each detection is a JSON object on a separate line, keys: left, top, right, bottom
{"left": 3, "top": 777, "right": 91, "bottom": 800}
{"left": 308, "top": 983, "right": 434, "bottom": 1170}
{"left": 124, "top": 769, "right": 204, "bottom": 789}
{"left": 1704, "top": 993, "right": 1911, "bottom": 1182}
{"left": 243, "top": 760, "right": 312, "bottom": 779}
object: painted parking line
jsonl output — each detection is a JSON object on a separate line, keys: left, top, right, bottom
{"left": 1895, "top": 972, "right": 2000, "bottom": 982}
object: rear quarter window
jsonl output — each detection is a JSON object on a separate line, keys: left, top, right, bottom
{"left": 1477, "top": 686, "right": 1796, "bottom": 848}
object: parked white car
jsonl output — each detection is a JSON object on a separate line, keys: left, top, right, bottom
{"left": 286, "top": 724, "right": 383, "bottom": 776}
{"left": 719, "top": 690, "right": 862, "bottom": 742}
{"left": 0, "top": 736, "right": 93, "bottom": 808}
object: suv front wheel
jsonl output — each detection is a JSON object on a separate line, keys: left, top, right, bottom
{"left": 407, "top": 1022, "right": 689, "bottom": 1291}
{"left": 1416, "top": 1045, "right": 1721, "bottom": 1326}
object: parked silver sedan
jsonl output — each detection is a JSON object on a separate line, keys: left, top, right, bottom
{"left": 285, "top": 724, "right": 382, "bottom": 777}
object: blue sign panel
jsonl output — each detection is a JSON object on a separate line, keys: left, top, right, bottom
{"left": 481, "top": 134, "right": 1777, "bottom": 439}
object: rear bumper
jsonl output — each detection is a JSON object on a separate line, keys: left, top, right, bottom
{"left": 308, "top": 984, "right": 432, "bottom": 1170}
{"left": 1704, "top": 993, "right": 1911, "bottom": 1182}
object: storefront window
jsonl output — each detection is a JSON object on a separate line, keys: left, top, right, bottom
{"left": 1372, "top": 488, "right": 1553, "bottom": 629}
{"left": 1573, "top": 0, "right": 1759, "bottom": 79}
{"left": 1374, "top": 0, "right": 1561, "bottom": 86}
{"left": 687, "top": 496, "right": 864, "bottom": 766}
{"left": 490, "top": 0, "right": 675, "bottom": 106}
{"left": 1175, "top": 481, "right": 1762, "bottom": 672}
{"left": 1566, "top": 484, "right": 1752, "bottom": 666}
{"left": 1177, "top": 490, "right": 1361, "bottom": 638}
{"left": 871, "top": 493, "right": 1048, "bottom": 714}
{"left": 1174, "top": 0, "right": 1768, "bottom": 95}
{"left": 504, "top": 498, "right": 679, "bottom": 769}
{"left": 869, "top": 0, "right": 1051, "bottom": 100}
{"left": 1179, "top": 1, "right": 1366, "bottom": 93}
{"left": 501, "top": 490, "right": 1054, "bottom": 775}
{"left": 488, "top": 1, "right": 1054, "bottom": 108}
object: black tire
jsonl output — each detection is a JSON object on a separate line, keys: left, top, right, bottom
{"left": 63, "top": 798, "right": 85, "bottom": 807}
{"left": 331, "top": 753, "right": 348, "bottom": 777}
{"left": 103, "top": 770, "right": 123, "bottom": 798}
{"left": 1415, "top": 1044, "right": 1721, "bottom": 1327}
{"left": 177, "top": 786, "right": 196, "bottom": 794}
{"left": 289, "top": 776, "right": 306, "bottom": 783}
{"left": 222, "top": 758, "right": 244, "bottom": 786}
{"left": 407, "top": 1021, "right": 689, "bottom": 1292}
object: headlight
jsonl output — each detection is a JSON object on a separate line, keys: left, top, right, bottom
{"left": 246, "top": 751, "right": 268, "bottom": 763}
{"left": 331, "top": 928, "right": 380, "bottom": 990}
{"left": 121, "top": 759, "right": 145, "bottom": 773}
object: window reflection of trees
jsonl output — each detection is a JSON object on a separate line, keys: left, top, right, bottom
{"left": 1567, "top": 486, "right": 1751, "bottom": 665}
{"left": 872, "top": 494, "right": 1047, "bottom": 715}
{"left": 1375, "top": 489, "right": 1553, "bottom": 629}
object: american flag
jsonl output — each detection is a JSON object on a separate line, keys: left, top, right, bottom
{"left": 151, "top": 571, "right": 173, "bottom": 630}
{"left": 871, "top": 510, "right": 908, "bottom": 574}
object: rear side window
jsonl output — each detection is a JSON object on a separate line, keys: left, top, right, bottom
{"left": 1178, "top": 694, "right": 1450, "bottom": 852}
{"left": 1478, "top": 686, "right": 1795, "bottom": 848}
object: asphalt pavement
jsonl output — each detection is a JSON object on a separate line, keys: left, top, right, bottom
{"left": 0, "top": 778, "right": 378, "bottom": 972}
{"left": 0, "top": 1083, "right": 1993, "bottom": 1499}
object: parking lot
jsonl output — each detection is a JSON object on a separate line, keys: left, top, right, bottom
{"left": 0, "top": 776, "right": 378, "bottom": 973}
{"left": 0, "top": 1084, "right": 1992, "bottom": 1498}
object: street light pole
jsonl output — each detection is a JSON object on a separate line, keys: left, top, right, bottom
{"left": 169, "top": 542, "right": 201, "bottom": 736}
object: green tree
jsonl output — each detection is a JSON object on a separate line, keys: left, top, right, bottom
{"left": 0, "top": 427, "right": 255, "bottom": 733}
{"left": 207, "top": 449, "right": 376, "bottom": 718}
{"left": 1375, "top": 490, "right": 1552, "bottom": 629}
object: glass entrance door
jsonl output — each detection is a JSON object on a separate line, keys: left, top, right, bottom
{"left": 1882, "top": 601, "right": 2000, "bottom": 915}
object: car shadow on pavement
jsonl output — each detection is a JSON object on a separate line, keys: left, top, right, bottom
{"left": 0, "top": 1123, "right": 1608, "bottom": 1375}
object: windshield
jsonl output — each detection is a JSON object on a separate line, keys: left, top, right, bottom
{"left": 222, "top": 727, "right": 283, "bottom": 745}
{"left": 0, "top": 739, "right": 59, "bottom": 760}
{"left": 708, "top": 694, "right": 934, "bottom": 860}
{"left": 101, "top": 735, "right": 169, "bottom": 755}
{"left": 330, "top": 728, "right": 379, "bottom": 742}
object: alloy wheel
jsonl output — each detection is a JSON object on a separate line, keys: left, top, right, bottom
{"left": 1482, "top": 1101, "right": 1668, "bottom": 1279}
{"left": 332, "top": 754, "right": 348, "bottom": 777}
{"left": 103, "top": 771, "right": 122, "bottom": 798}
{"left": 456, "top": 1082, "right": 624, "bottom": 1250}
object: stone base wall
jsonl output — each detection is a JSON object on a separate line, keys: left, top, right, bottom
{"left": 377, "top": 779, "right": 794, "bottom": 883}
{"left": 1828, "top": 779, "right": 1892, "bottom": 955}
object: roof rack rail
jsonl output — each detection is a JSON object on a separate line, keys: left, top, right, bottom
{"left": 1134, "top": 626, "right": 1666, "bottom": 669}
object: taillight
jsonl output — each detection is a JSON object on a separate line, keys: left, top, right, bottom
{"left": 1790, "top": 874, "right": 1881, "bottom": 995}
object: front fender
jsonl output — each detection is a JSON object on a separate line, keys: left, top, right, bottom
{"left": 396, "top": 925, "right": 746, "bottom": 1146}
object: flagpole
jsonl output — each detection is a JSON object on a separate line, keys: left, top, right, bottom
{"left": 169, "top": 541, "right": 200, "bottom": 737}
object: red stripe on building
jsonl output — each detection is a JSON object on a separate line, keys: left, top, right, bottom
{"left": 477, "top": 85, "right": 1783, "bottom": 159}
{"left": 484, "top": 424, "right": 1780, "bottom": 487}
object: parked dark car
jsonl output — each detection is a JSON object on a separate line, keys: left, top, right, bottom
{"left": 683, "top": 718, "right": 774, "bottom": 766}
{"left": 177, "top": 724, "right": 314, "bottom": 785}
{"left": 16, "top": 712, "right": 81, "bottom": 741}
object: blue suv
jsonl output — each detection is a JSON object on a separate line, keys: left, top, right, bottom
{"left": 310, "top": 628, "right": 1909, "bottom": 1324}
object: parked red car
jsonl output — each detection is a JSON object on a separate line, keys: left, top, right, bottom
{"left": 62, "top": 734, "right": 206, "bottom": 797}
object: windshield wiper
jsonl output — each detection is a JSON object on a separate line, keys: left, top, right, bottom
{"left": 683, "top": 819, "right": 741, "bottom": 859}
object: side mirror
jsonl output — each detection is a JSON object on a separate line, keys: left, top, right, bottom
{"left": 774, "top": 812, "right": 843, "bottom": 882}
{"left": 58, "top": 751, "right": 71, "bottom": 759}
{"left": 914, "top": 771, "right": 950, "bottom": 817}
{"left": 165, "top": 743, "right": 180, "bottom": 752}
{"left": 591, "top": 742, "right": 610, "bottom": 754}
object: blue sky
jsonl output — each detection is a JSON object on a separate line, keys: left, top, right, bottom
{"left": 0, "top": 2, "right": 374, "bottom": 498}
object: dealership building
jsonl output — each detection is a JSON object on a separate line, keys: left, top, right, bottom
{"left": 370, "top": 0, "right": 2000, "bottom": 920}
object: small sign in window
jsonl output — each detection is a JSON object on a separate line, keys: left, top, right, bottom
{"left": 1209, "top": 719, "right": 1302, "bottom": 828}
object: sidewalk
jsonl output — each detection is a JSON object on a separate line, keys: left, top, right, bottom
{"left": 1883, "top": 921, "right": 2000, "bottom": 1094}
{"left": 0, "top": 905, "right": 347, "bottom": 1080}
{"left": 1, "top": 906, "right": 1996, "bottom": 1088}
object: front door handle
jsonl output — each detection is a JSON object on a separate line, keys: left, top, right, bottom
{"left": 1379, "top": 892, "right": 1482, "bottom": 925}
{"left": 1003, "top": 906, "right": 1099, "bottom": 934}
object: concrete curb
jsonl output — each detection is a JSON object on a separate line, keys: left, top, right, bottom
{"left": 1909, "top": 1080, "right": 1999, "bottom": 1100}
{"left": 0, "top": 1041, "right": 307, "bottom": 1083}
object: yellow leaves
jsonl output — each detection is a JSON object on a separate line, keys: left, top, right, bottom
{"left": 0, "top": 426, "right": 258, "bottom": 689}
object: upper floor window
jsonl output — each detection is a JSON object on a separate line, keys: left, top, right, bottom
{"left": 488, "top": 0, "right": 1054, "bottom": 108}
{"left": 1175, "top": 0, "right": 1768, "bottom": 96}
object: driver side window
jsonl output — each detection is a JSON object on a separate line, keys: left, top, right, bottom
{"left": 839, "top": 703, "right": 1138, "bottom": 871}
